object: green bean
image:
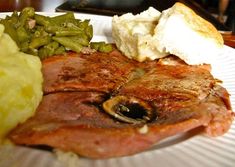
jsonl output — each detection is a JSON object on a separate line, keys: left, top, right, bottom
{"left": 63, "top": 19, "right": 81, "bottom": 28}
{"left": 38, "top": 41, "right": 59, "bottom": 59}
{"left": 45, "top": 25, "right": 83, "bottom": 35}
{"left": 0, "top": 19, "right": 19, "bottom": 45}
{"left": 38, "top": 47, "right": 49, "bottom": 60}
{"left": 45, "top": 41, "right": 59, "bottom": 52}
{"left": 50, "top": 12, "right": 75, "bottom": 25}
{"left": 32, "top": 26, "right": 48, "bottom": 38}
{"left": 90, "top": 42, "right": 113, "bottom": 53}
{"left": 55, "top": 30, "right": 84, "bottom": 36}
{"left": 54, "top": 46, "right": 65, "bottom": 55}
{"left": 78, "top": 19, "right": 90, "bottom": 29}
{"left": 99, "top": 43, "right": 113, "bottom": 53}
{"left": 53, "top": 36, "right": 83, "bottom": 53}
{"left": 22, "top": 7, "right": 35, "bottom": 17}
{"left": 29, "top": 36, "right": 51, "bottom": 49}
{"left": 53, "top": 35, "right": 89, "bottom": 46}
{"left": 45, "top": 25, "right": 61, "bottom": 33}
{"left": 20, "top": 41, "right": 29, "bottom": 52}
{"left": 5, "top": 15, "right": 11, "bottom": 20}
{"left": 10, "top": 11, "right": 19, "bottom": 26}
{"left": 33, "top": 30, "right": 42, "bottom": 38}
{"left": 48, "top": 42, "right": 58, "bottom": 55}
{"left": 0, "top": 7, "right": 114, "bottom": 59}
{"left": 19, "top": 7, "right": 35, "bottom": 26}
{"left": 17, "top": 26, "right": 30, "bottom": 42}
{"left": 27, "top": 48, "right": 38, "bottom": 56}
{"left": 85, "top": 25, "right": 93, "bottom": 40}
{"left": 34, "top": 14, "right": 50, "bottom": 26}
{"left": 38, "top": 41, "right": 65, "bottom": 59}
{"left": 90, "top": 42, "right": 102, "bottom": 51}
{"left": 70, "top": 35, "right": 89, "bottom": 46}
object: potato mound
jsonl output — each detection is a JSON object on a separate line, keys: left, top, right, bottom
{"left": 0, "top": 24, "right": 43, "bottom": 142}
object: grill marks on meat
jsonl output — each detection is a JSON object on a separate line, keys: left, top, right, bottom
{"left": 9, "top": 48, "right": 233, "bottom": 158}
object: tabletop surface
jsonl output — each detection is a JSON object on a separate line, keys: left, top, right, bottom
{"left": 0, "top": 0, "right": 66, "bottom": 12}
{"left": 0, "top": 0, "right": 234, "bottom": 48}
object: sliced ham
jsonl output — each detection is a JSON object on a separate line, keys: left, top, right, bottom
{"left": 9, "top": 48, "right": 234, "bottom": 158}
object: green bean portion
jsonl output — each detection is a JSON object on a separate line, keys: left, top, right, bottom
{"left": 19, "top": 7, "right": 35, "bottom": 26}
{"left": 90, "top": 42, "right": 113, "bottom": 53}
{"left": 29, "top": 36, "right": 51, "bottom": 49}
{"left": 16, "top": 26, "right": 30, "bottom": 42}
{"left": 53, "top": 36, "right": 83, "bottom": 53}
{"left": 0, "top": 7, "right": 113, "bottom": 60}
{"left": 0, "top": 19, "right": 19, "bottom": 45}
{"left": 34, "top": 14, "right": 50, "bottom": 26}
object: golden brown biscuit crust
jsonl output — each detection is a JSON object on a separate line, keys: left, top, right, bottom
{"left": 172, "top": 2, "right": 224, "bottom": 46}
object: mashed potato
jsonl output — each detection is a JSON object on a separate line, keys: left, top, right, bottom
{"left": 0, "top": 24, "right": 43, "bottom": 142}
{"left": 112, "top": 7, "right": 167, "bottom": 62}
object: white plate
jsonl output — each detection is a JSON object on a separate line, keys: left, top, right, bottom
{"left": 0, "top": 12, "right": 235, "bottom": 167}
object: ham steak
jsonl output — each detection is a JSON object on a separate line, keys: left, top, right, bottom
{"left": 42, "top": 50, "right": 137, "bottom": 94}
{"left": 9, "top": 48, "right": 234, "bottom": 158}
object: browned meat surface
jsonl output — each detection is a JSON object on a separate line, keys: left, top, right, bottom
{"left": 9, "top": 49, "right": 234, "bottom": 159}
{"left": 7, "top": 92, "right": 211, "bottom": 158}
{"left": 117, "top": 64, "right": 233, "bottom": 136}
{"left": 42, "top": 50, "right": 137, "bottom": 94}
{"left": 118, "top": 63, "right": 215, "bottom": 101}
